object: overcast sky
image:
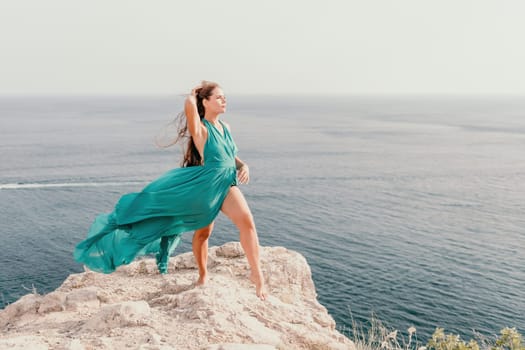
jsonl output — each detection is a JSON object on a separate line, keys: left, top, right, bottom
{"left": 1, "top": 0, "right": 524, "bottom": 95}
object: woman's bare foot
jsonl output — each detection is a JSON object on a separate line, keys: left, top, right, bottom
{"left": 250, "top": 271, "right": 268, "bottom": 301}
{"left": 196, "top": 273, "right": 207, "bottom": 286}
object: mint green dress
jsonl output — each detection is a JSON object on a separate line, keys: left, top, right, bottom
{"left": 74, "top": 119, "right": 238, "bottom": 274}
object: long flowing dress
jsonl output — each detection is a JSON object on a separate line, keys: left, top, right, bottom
{"left": 73, "top": 119, "right": 238, "bottom": 274}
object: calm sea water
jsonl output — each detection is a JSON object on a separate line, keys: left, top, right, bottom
{"left": 1, "top": 95, "right": 524, "bottom": 340}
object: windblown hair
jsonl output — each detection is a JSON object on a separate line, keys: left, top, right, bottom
{"left": 155, "top": 81, "right": 219, "bottom": 167}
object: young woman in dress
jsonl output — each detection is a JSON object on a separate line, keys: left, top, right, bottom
{"left": 74, "top": 81, "right": 267, "bottom": 300}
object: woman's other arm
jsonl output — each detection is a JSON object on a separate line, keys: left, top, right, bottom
{"left": 223, "top": 121, "right": 249, "bottom": 184}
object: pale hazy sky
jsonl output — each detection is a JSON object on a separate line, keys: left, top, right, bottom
{"left": 1, "top": 0, "right": 524, "bottom": 95}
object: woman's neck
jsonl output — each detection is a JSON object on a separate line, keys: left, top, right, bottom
{"left": 204, "top": 113, "right": 220, "bottom": 124}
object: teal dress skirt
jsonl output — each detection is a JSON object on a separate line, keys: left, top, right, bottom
{"left": 74, "top": 119, "right": 238, "bottom": 274}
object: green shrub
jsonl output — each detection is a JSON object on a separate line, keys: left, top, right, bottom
{"left": 427, "top": 328, "right": 480, "bottom": 350}
{"left": 492, "top": 328, "right": 525, "bottom": 350}
{"left": 347, "top": 315, "right": 524, "bottom": 350}
{"left": 426, "top": 327, "right": 524, "bottom": 350}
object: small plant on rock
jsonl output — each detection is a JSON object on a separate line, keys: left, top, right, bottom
{"left": 427, "top": 328, "right": 480, "bottom": 350}
{"left": 492, "top": 328, "right": 525, "bottom": 350}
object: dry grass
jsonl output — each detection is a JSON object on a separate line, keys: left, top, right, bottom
{"left": 347, "top": 314, "right": 422, "bottom": 350}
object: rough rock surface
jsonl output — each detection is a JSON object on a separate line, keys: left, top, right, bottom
{"left": 0, "top": 242, "right": 354, "bottom": 350}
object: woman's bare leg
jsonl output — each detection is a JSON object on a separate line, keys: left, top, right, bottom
{"left": 221, "top": 186, "right": 268, "bottom": 300}
{"left": 192, "top": 222, "right": 214, "bottom": 285}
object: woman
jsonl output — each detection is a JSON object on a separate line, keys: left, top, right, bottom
{"left": 74, "top": 81, "right": 267, "bottom": 300}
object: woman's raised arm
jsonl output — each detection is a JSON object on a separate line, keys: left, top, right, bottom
{"left": 184, "top": 87, "right": 207, "bottom": 148}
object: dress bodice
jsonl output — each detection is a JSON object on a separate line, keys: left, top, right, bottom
{"left": 202, "top": 119, "right": 238, "bottom": 168}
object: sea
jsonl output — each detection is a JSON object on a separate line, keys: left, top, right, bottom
{"left": 1, "top": 95, "right": 524, "bottom": 341}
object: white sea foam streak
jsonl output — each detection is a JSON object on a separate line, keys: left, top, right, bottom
{"left": 0, "top": 181, "right": 144, "bottom": 190}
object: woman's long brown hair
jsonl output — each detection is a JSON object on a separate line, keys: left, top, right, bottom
{"left": 156, "top": 81, "right": 219, "bottom": 167}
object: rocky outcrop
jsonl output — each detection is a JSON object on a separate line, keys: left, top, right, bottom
{"left": 0, "top": 242, "right": 354, "bottom": 350}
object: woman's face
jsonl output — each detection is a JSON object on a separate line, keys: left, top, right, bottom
{"left": 204, "top": 87, "right": 227, "bottom": 115}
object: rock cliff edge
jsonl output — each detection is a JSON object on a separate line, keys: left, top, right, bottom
{"left": 0, "top": 242, "right": 354, "bottom": 350}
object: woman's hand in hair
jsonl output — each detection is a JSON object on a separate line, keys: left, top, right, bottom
{"left": 189, "top": 85, "right": 202, "bottom": 102}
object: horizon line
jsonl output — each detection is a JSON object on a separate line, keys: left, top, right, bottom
{"left": 1, "top": 92, "right": 525, "bottom": 99}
